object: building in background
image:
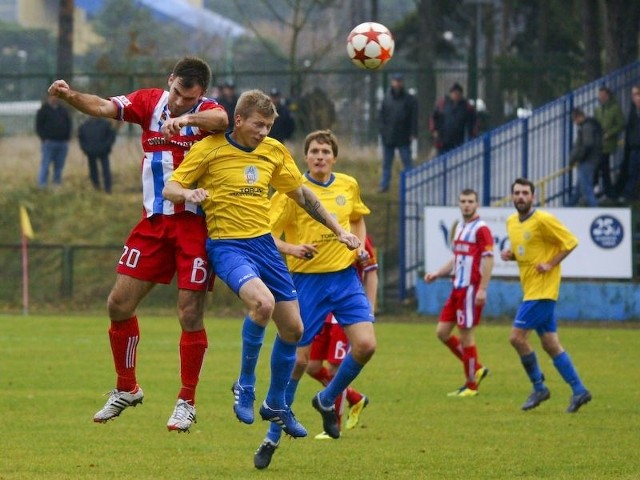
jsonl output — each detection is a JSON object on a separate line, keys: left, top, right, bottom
{"left": 0, "top": 0, "right": 246, "bottom": 55}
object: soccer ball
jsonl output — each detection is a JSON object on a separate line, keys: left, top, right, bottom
{"left": 346, "top": 22, "right": 395, "bottom": 70}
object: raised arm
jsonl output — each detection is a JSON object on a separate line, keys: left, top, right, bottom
{"left": 48, "top": 80, "right": 118, "bottom": 118}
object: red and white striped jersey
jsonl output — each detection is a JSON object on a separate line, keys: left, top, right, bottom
{"left": 110, "top": 88, "right": 223, "bottom": 217}
{"left": 451, "top": 216, "right": 494, "bottom": 289}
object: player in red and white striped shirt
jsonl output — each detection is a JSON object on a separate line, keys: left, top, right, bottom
{"left": 424, "top": 189, "right": 495, "bottom": 397}
{"left": 48, "top": 57, "right": 228, "bottom": 431}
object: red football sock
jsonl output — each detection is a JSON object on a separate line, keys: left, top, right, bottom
{"left": 178, "top": 329, "right": 208, "bottom": 405}
{"left": 444, "top": 335, "right": 464, "bottom": 361}
{"left": 345, "top": 386, "right": 363, "bottom": 406}
{"left": 308, "top": 366, "right": 333, "bottom": 386}
{"left": 463, "top": 345, "right": 479, "bottom": 389}
{"left": 109, "top": 316, "right": 140, "bottom": 392}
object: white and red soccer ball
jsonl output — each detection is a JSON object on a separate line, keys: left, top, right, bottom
{"left": 346, "top": 22, "right": 395, "bottom": 70}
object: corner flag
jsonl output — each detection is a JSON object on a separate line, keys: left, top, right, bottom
{"left": 20, "top": 205, "right": 34, "bottom": 239}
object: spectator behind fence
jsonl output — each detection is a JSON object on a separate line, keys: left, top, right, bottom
{"left": 593, "top": 86, "right": 625, "bottom": 200}
{"left": 35, "top": 94, "right": 72, "bottom": 188}
{"left": 268, "top": 88, "right": 295, "bottom": 143}
{"left": 78, "top": 117, "right": 117, "bottom": 193}
{"left": 429, "top": 82, "right": 478, "bottom": 155}
{"left": 617, "top": 85, "right": 640, "bottom": 202}
{"left": 217, "top": 80, "right": 239, "bottom": 129}
{"left": 377, "top": 73, "right": 418, "bottom": 193}
{"left": 568, "top": 107, "right": 602, "bottom": 207}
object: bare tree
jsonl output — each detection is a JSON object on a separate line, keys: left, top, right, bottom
{"left": 581, "top": 0, "right": 601, "bottom": 80}
{"left": 57, "top": 0, "right": 74, "bottom": 79}
{"left": 230, "top": 0, "right": 342, "bottom": 95}
{"left": 604, "top": 0, "right": 640, "bottom": 72}
{"left": 415, "top": 0, "right": 438, "bottom": 155}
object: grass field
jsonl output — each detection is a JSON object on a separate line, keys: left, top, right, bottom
{"left": 1, "top": 314, "right": 638, "bottom": 479}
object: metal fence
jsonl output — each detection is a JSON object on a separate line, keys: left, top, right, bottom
{"left": 0, "top": 64, "right": 579, "bottom": 143}
{"left": 398, "top": 60, "right": 640, "bottom": 299}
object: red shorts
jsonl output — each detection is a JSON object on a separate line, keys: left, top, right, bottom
{"left": 440, "top": 286, "right": 483, "bottom": 329}
{"left": 116, "top": 212, "right": 214, "bottom": 291}
{"left": 309, "top": 319, "right": 349, "bottom": 365}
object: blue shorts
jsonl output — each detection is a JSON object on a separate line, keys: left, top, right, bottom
{"left": 206, "top": 234, "right": 297, "bottom": 302}
{"left": 293, "top": 267, "right": 375, "bottom": 347}
{"left": 513, "top": 300, "right": 558, "bottom": 336}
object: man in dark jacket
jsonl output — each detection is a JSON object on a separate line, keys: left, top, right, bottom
{"left": 268, "top": 88, "right": 295, "bottom": 143}
{"left": 35, "top": 94, "right": 72, "bottom": 188}
{"left": 568, "top": 107, "right": 602, "bottom": 207}
{"left": 429, "top": 83, "right": 478, "bottom": 154}
{"left": 217, "top": 81, "right": 239, "bottom": 129}
{"left": 618, "top": 85, "right": 640, "bottom": 202}
{"left": 378, "top": 74, "right": 418, "bottom": 193}
{"left": 593, "top": 86, "right": 624, "bottom": 199}
{"left": 78, "top": 116, "right": 117, "bottom": 193}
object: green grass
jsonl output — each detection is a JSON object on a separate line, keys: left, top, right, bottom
{"left": 1, "top": 314, "right": 638, "bottom": 479}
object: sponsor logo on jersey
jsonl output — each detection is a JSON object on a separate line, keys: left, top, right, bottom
{"left": 245, "top": 165, "right": 258, "bottom": 184}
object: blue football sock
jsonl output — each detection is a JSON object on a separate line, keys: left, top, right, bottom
{"left": 319, "top": 352, "right": 363, "bottom": 406}
{"left": 265, "top": 335, "right": 297, "bottom": 409}
{"left": 238, "top": 316, "right": 265, "bottom": 387}
{"left": 265, "top": 379, "right": 299, "bottom": 444}
{"left": 520, "top": 351, "right": 547, "bottom": 391}
{"left": 553, "top": 351, "right": 587, "bottom": 395}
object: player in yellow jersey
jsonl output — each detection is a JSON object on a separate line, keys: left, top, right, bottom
{"left": 163, "top": 91, "right": 360, "bottom": 439}
{"left": 501, "top": 178, "right": 592, "bottom": 413}
{"left": 253, "top": 129, "right": 376, "bottom": 469}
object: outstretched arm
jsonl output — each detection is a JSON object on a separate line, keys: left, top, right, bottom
{"left": 48, "top": 80, "right": 118, "bottom": 118}
{"left": 285, "top": 185, "right": 360, "bottom": 250}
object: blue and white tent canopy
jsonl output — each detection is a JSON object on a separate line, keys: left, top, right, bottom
{"left": 76, "top": 0, "right": 247, "bottom": 40}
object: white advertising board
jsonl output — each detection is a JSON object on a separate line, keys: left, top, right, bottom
{"left": 423, "top": 207, "right": 632, "bottom": 279}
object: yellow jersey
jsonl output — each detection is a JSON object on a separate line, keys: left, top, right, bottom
{"left": 506, "top": 209, "right": 578, "bottom": 301}
{"left": 170, "top": 133, "right": 303, "bottom": 239}
{"left": 270, "top": 172, "right": 370, "bottom": 273}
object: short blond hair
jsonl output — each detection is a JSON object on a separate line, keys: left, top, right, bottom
{"left": 234, "top": 89, "right": 278, "bottom": 119}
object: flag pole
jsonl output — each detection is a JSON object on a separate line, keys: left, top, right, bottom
{"left": 19, "top": 204, "right": 34, "bottom": 316}
{"left": 21, "top": 231, "right": 29, "bottom": 316}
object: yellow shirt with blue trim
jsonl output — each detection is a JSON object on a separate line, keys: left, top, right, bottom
{"left": 506, "top": 209, "right": 578, "bottom": 301}
{"left": 270, "top": 172, "right": 370, "bottom": 273}
{"left": 170, "top": 133, "right": 303, "bottom": 239}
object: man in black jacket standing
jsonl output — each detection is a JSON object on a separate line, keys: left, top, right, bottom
{"left": 568, "top": 107, "right": 602, "bottom": 207}
{"left": 430, "top": 83, "right": 478, "bottom": 155}
{"left": 79, "top": 116, "right": 117, "bottom": 193}
{"left": 268, "top": 88, "right": 295, "bottom": 143}
{"left": 618, "top": 85, "right": 640, "bottom": 202}
{"left": 378, "top": 74, "right": 418, "bottom": 193}
{"left": 35, "top": 94, "right": 72, "bottom": 188}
